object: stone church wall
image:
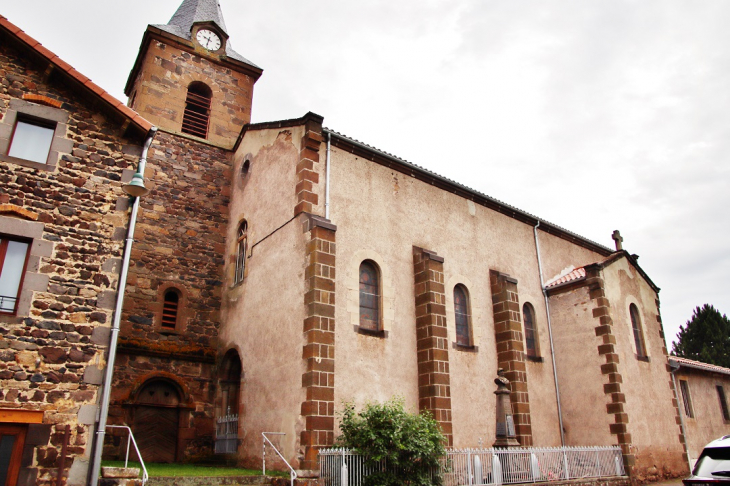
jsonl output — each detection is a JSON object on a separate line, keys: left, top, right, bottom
{"left": 0, "top": 37, "right": 145, "bottom": 486}
{"left": 220, "top": 125, "right": 310, "bottom": 468}
{"left": 108, "top": 129, "right": 233, "bottom": 462}
{"left": 601, "top": 260, "right": 687, "bottom": 480}
{"left": 325, "top": 141, "right": 610, "bottom": 449}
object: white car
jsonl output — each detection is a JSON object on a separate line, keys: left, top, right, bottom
{"left": 684, "top": 436, "right": 730, "bottom": 486}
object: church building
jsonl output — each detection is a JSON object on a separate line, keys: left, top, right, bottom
{"left": 1, "top": 1, "right": 728, "bottom": 485}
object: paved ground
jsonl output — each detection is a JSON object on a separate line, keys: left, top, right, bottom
{"left": 651, "top": 479, "right": 684, "bottom": 486}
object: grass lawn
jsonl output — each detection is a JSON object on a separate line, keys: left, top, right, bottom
{"left": 102, "top": 461, "right": 290, "bottom": 478}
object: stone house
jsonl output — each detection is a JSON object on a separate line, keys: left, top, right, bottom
{"left": 0, "top": 14, "right": 153, "bottom": 486}
{"left": 669, "top": 357, "right": 730, "bottom": 466}
{"left": 2, "top": 1, "right": 729, "bottom": 485}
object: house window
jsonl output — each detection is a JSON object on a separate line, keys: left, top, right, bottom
{"left": 523, "top": 303, "right": 539, "bottom": 358}
{"left": 161, "top": 289, "right": 180, "bottom": 329}
{"left": 0, "top": 99, "right": 72, "bottom": 170}
{"left": 454, "top": 284, "right": 471, "bottom": 346}
{"left": 234, "top": 221, "right": 247, "bottom": 284}
{"left": 8, "top": 118, "right": 55, "bottom": 164}
{"left": 718, "top": 385, "right": 730, "bottom": 422}
{"left": 0, "top": 236, "right": 31, "bottom": 315}
{"left": 629, "top": 304, "right": 646, "bottom": 358}
{"left": 359, "top": 260, "right": 380, "bottom": 332}
{"left": 679, "top": 379, "right": 694, "bottom": 418}
{"left": 181, "top": 82, "right": 212, "bottom": 139}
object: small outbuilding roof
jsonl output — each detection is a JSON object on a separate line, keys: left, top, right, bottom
{"left": 545, "top": 267, "right": 587, "bottom": 288}
{"left": 669, "top": 356, "right": 730, "bottom": 377}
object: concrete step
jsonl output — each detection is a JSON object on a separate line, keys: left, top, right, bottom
{"left": 146, "top": 476, "right": 318, "bottom": 486}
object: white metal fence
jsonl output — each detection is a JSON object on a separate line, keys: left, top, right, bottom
{"left": 319, "top": 446, "right": 625, "bottom": 486}
{"left": 214, "top": 414, "right": 238, "bottom": 454}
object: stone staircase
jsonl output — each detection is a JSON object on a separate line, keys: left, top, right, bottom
{"left": 99, "top": 467, "right": 143, "bottom": 486}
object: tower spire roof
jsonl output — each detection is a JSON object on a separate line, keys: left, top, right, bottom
{"left": 151, "top": 0, "right": 258, "bottom": 67}
{"left": 167, "top": 0, "right": 229, "bottom": 35}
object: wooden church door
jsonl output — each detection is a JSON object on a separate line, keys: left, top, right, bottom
{"left": 132, "top": 380, "right": 180, "bottom": 463}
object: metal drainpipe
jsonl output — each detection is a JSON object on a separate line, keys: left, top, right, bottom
{"left": 533, "top": 220, "right": 566, "bottom": 447}
{"left": 89, "top": 127, "right": 157, "bottom": 486}
{"left": 670, "top": 361, "right": 692, "bottom": 470}
{"left": 325, "top": 131, "right": 331, "bottom": 220}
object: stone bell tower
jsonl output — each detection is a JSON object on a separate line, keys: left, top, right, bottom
{"left": 124, "top": 0, "right": 263, "bottom": 148}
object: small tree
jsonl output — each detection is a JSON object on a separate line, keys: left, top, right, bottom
{"left": 336, "top": 397, "right": 446, "bottom": 486}
{"left": 671, "top": 304, "right": 730, "bottom": 368}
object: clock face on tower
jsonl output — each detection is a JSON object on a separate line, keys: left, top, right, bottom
{"left": 196, "top": 29, "right": 221, "bottom": 51}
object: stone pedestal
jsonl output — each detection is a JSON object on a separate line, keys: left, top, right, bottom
{"left": 494, "top": 369, "right": 520, "bottom": 448}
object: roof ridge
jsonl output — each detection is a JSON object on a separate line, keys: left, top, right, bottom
{"left": 0, "top": 14, "right": 153, "bottom": 134}
{"left": 324, "top": 127, "right": 613, "bottom": 255}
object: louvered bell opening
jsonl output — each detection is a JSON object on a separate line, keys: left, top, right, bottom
{"left": 182, "top": 90, "right": 211, "bottom": 139}
{"left": 161, "top": 291, "right": 179, "bottom": 329}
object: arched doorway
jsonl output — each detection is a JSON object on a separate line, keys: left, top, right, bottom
{"left": 215, "top": 350, "right": 242, "bottom": 454}
{"left": 132, "top": 379, "right": 181, "bottom": 463}
{"left": 219, "top": 350, "right": 242, "bottom": 416}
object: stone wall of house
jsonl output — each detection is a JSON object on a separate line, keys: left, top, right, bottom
{"left": 677, "top": 367, "right": 730, "bottom": 463}
{"left": 0, "top": 37, "right": 144, "bottom": 486}
{"left": 108, "top": 129, "right": 233, "bottom": 462}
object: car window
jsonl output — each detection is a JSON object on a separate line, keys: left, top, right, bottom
{"left": 694, "top": 447, "right": 730, "bottom": 477}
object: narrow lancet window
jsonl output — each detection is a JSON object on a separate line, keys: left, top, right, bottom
{"left": 359, "top": 261, "right": 380, "bottom": 331}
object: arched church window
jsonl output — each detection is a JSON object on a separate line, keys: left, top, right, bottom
{"left": 235, "top": 221, "right": 247, "bottom": 284}
{"left": 523, "top": 302, "right": 539, "bottom": 358}
{"left": 630, "top": 303, "right": 646, "bottom": 357}
{"left": 454, "top": 284, "right": 472, "bottom": 346}
{"left": 181, "top": 81, "right": 212, "bottom": 139}
{"left": 359, "top": 260, "right": 380, "bottom": 332}
{"left": 161, "top": 289, "right": 180, "bottom": 329}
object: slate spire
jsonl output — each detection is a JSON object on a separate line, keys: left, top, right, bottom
{"left": 150, "top": 0, "right": 259, "bottom": 67}
{"left": 167, "top": 0, "right": 228, "bottom": 35}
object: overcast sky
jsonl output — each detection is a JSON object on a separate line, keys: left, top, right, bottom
{"left": 4, "top": 1, "right": 729, "bottom": 348}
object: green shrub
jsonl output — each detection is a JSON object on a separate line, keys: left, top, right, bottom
{"left": 336, "top": 397, "right": 446, "bottom": 486}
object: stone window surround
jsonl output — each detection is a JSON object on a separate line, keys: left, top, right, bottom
{"left": 347, "top": 250, "right": 394, "bottom": 338}
{"left": 0, "top": 99, "right": 73, "bottom": 171}
{"left": 155, "top": 282, "right": 189, "bottom": 334}
{"left": 0, "top": 214, "right": 52, "bottom": 317}
{"left": 445, "top": 275, "right": 481, "bottom": 352}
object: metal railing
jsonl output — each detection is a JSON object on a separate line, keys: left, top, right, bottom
{"left": 263, "top": 432, "right": 297, "bottom": 486}
{"left": 215, "top": 414, "right": 239, "bottom": 454}
{"left": 319, "top": 446, "right": 625, "bottom": 486}
{"left": 105, "top": 425, "right": 148, "bottom": 485}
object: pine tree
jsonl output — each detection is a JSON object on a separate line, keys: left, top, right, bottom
{"left": 671, "top": 304, "right": 730, "bottom": 368}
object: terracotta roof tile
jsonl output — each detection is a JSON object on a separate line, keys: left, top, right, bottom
{"left": 67, "top": 68, "right": 90, "bottom": 85}
{"left": 669, "top": 356, "right": 730, "bottom": 376}
{"left": 0, "top": 15, "right": 153, "bottom": 135}
{"left": 545, "top": 267, "right": 587, "bottom": 288}
{"left": 0, "top": 16, "right": 22, "bottom": 35}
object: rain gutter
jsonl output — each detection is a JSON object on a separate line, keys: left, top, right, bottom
{"left": 534, "top": 220, "right": 566, "bottom": 447}
{"left": 89, "top": 127, "right": 158, "bottom": 486}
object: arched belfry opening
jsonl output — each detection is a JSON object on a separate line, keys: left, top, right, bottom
{"left": 131, "top": 378, "right": 183, "bottom": 463}
{"left": 181, "top": 81, "right": 212, "bottom": 139}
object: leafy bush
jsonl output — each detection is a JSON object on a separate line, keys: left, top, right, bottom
{"left": 336, "top": 397, "right": 446, "bottom": 486}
